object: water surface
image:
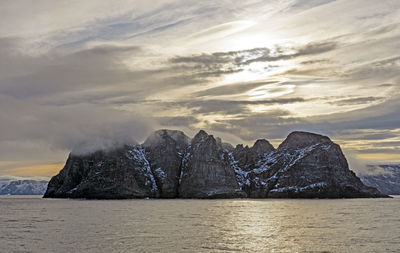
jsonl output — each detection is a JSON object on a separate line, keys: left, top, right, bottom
{"left": 1, "top": 196, "right": 399, "bottom": 252}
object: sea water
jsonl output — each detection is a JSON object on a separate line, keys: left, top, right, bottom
{"left": 1, "top": 196, "right": 399, "bottom": 252}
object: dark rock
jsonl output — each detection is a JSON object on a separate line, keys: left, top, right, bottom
{"left": 278, "top": 131, "right": 331, "bottom": 150}
{"left": 179, "top": 130, "right": 246, "bottom": 198}
{"left": 221, "top": 142, "right": 234, "bottom": 152}
{"left": 143, "top": 129, "right": 190, "bottom": 198}
{"left": 44, "top": 129, "right": 387, "bottom": 199}
{"left": 231, "top": 131, "right": 386, "bottom": 198}
{"left": 233, "top": 139, "right": 275, "bottom": 172}
{"left": 44, "top": 145, "right": 159, "bottom": 199}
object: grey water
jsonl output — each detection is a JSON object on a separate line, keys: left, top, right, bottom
{"left": 1, "top": 196, "right": 399, "bottom": 253}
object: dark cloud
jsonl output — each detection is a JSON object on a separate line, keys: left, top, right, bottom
{"left": 328, "top": 96, "right": 384, "bottom": 106}
{"left": 171, "top": 41, "right": 337, "bottom": 68}
{"left": 278, "top": 67, "right": 335, "bottom": 77}
{"left": 0, "top": 95, "right": 155, "bottom": 157}
{"left": 194, "top": 80, "right": 279, "bottom": 97}
{"left": 378, "top": 83, "right": 394, "bottom": 87}
{"left": 338, "top": 131, "right": 398, "bottom": 141}
{"left": 205, "top": 110, "right": 305, "bottom": 141}
{"left": 0, "top": 40, "right": 145, "bottom": 99}
{"left": 156, "top": 116, "right": 200, "bottom": 127}
{"left": 300, "top": 59, "right": 332, "bottom": 65}
{"left": 167, "top": 41, "right": 338, "bottom": 81}
{"left": 346, "top": 54, "right": 400, "bottom": 81}
{"left": 289, "top": 0, "right": 336, "bottom": 11}
{"left": 245, "top": 41, "right": 337, "bottom": 64}
{"left": 164, "top": 98, "right": 307, "bottom": 115}
{"left": 170, "top": 47, "right": 269, "bottom": 65}
{"left": 181, "top": 95, "right": 400, "bottom": 146}
{"left": 0, "top": 37, "right": 218, "bottom": 106}
{"left": 169, "top": 47, "right": 269, "bottom": 80}
{"left": 326, "top": 98, "right": 400, "bottom": 132}
{"left": 374, "top": 141, "right": 400, "bottom": 147}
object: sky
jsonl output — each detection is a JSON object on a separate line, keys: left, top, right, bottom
{"left": 0, "top": 0, "right": 400, "bottom": 178}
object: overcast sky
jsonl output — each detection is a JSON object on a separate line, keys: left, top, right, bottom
{"left": 1, "top": 0, "right": 400, "bottom": 177}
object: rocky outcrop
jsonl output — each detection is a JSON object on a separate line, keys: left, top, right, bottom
{"left": 178, "top": 130, "right": 245, "bottom": 198}
{"left": 44, "top": 129, "right": 387, "bottom": 199}
{"left": 230, "top": 131, "right": 384, "bottom": 198}
{"left": 44, "top": 145, "right": 159, "bottom": 199}
{"left": 143, "top": 129, "right": 190, "bottom": 198}
{"left": 233, "top": 139, "right": 275, "bottom": 172}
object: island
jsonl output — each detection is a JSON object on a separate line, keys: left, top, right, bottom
{"left": 44, "top": 130, "right": 387, "bottom": 199}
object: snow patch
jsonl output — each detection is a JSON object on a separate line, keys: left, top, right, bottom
{"left": 126, "top": 146, "right": 158, "bottom": 194}
{"left": 154, "top": 168, "right": 167, "bottom": 181}
{"left": 270, "top": 182, "right": 328, "bottom": 193}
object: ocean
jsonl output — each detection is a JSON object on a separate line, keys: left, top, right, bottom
{"left": 1, "top": 196, "right": 399, "bottom": 252}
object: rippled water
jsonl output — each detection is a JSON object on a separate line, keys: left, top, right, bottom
{"left": 1, "top": 196, "right": 399, "bottom": 252}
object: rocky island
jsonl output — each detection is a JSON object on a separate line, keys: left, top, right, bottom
{"left": 44, "top": 130, "right": 387, "bottom": 199}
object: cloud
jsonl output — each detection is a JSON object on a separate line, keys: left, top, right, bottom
{"left": 0, "top": 95, "right": 155, "bottom": 158}
{"left": 156, "top": 116, "right": 200, "bottom": 127}
{"left": 1, "top": 0, "right": 400, "bottom": 176}
{"left": 300, "top": 59, "right": 332, "bottom": 65}
{"left": 205, "top": 109, "right": 303, "bottom": 141}
{"left": 346, "top": 55, "right": 400, "bottom": 81}
{"left": 289, "top": 0, "right": 337, "bottom": 11}
{"left": 194, "top": 81, "right": 279, "bottom": 97}
{"left": 0, "top": 39, "right": 144, "bottom": 99}
{"left": 161, "top": 97, "right": 307, "bottom": 116}
{"left": 245, "top": 41, "right": 337, "bottom": 64}
{"left": 169, "top": 47, "right": 269, "bottom": 78}
{"left": 337, "top": 129, "right": 399, "bottom": 141}
{"left": 327, "top": 96, "right": 384, "bottom": 106}
{"left": 170, "top": 41, "right": 337, "bottom": 68}
{"left": 167, "top": 41, "right": 338, "bottom": 82}
{"left": 185, "top": 20, "right": 255, "bottom": 41}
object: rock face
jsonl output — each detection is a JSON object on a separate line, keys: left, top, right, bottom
{"left": 178, "top": 130, "right": 245, "bottom": 198}
{"left": 359, "top": 165, "right": 400, "bottom": 195}
{"left": 230, "top": 131, "right": 384, "bottom": 198}
{"left": 44, "top": 129, "right": 387, "bottom": 199}
{"left": 44, "top": 145, "right": 159, "bottom": 199}
{"left": 233, "top": 139, "right": 275, "bottom": 172}
{"left": 143, "top": 129, "right": 190, "bottom": 198}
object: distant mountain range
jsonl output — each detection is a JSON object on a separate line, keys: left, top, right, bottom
{"left": 0, "top": 178, "right": 48, "bottom": 195}
{"left": 359, "top": 165, "right": 400, "bottom": 195}
{"left": 44, "top": 129, "right": 387, "bottom": 199}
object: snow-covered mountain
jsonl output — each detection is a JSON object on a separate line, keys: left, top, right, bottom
{"left": 359, "top": 165, "right": 400, "bottom": 195}
{"left": 0, "top": 177, "right": 48, "bottom": 195}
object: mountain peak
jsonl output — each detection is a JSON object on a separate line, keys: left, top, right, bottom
{"left": 252, "top": 139, "right": 275, "bottom": 152}
{"left": 143, "top": 129, "right": 190, "bottom": 148}
{"left": 278, "top": 131, "right": 332, "bottom": 150}
{"left": 192, "top": 130, "right": 211, "bottom": 142}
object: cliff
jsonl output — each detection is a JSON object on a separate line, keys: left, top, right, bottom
{"left": 44, "top": 130, "right": 387, "bottom": 199}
